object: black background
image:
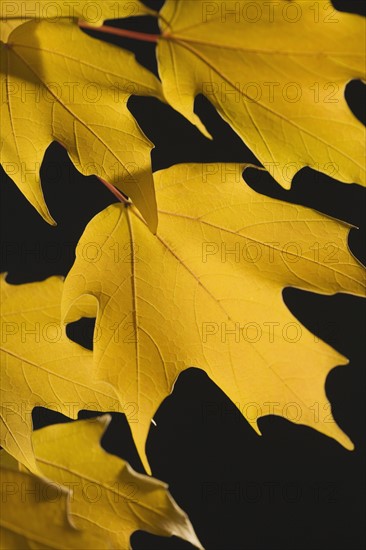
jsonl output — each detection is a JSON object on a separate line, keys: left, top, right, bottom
{"left": 1, "top": 1, "right": 365, "bottom": 549}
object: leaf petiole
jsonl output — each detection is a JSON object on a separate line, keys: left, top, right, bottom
{"left": 99, "top": 178, "right": 131, "bottom": 205}
{"left": 78, "top": 21, "right": 159, "bottom": 43}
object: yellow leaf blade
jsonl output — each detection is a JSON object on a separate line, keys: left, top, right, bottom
{"left": 1, "top": 20, "right": 163, "bottom": 231}
{"left": 0, "top": 275, "right": 119, "bottom": 474}
{"left": 157, "top": 0, "right": 366, "bottom": 187}
{"left": 62, "top": 163, "right": 365, "bottom": 472}
{"left": 32, "top": 416, "right": 203, "bottom": 549}
{"left": 0, "top": 0, "right": 155, "bottom": 41}
{"left": 0, "top": 465, "right": 108, "bottom": 549}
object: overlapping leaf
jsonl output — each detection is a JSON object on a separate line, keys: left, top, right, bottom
{"left": 156, "top": 0, "right": 366, "bottom": 187}
{"left": 31, "top": 416, "right": 202, "bottom": 549}
{"left": 0, "top": 275, "right": 119, "bottom": 474}
{"left": 62, "top": 163, "right": 365, "bottom": 472}
{"left": 0, "top": 0, "right": 153, "bottom": 41}
{"left": 1, "top": 20, "right": 163, "bottom": 231}
{"left": 0, "top": 448, "right": 19, "bottom": 471}
{"left": 0, "top": 462, "right": 108, "bottom": 549}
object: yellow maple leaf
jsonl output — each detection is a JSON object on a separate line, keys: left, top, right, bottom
{"left": 156, "top": 0, "right": 365, "bottom": 187}
{"left": 0, "top": 275, "right": 120, "bottom": 475}
{"left": 62, "top": 163, "right": 365, "bottom": 473}
{"left": 1, "top": 20, "right": 163, "bottom": 231}
{"left": 0, "top": 461, "right": 108, "bottom": 549}
{"left": 0, "top": 0, "right": 154, "bottom": 41}
{"left": 31, "top": 415, "right": 203, "bottom": 549}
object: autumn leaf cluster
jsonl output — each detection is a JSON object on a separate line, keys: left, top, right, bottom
{"left": 0, "top": 0, "right": 365, "bottom": 547}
